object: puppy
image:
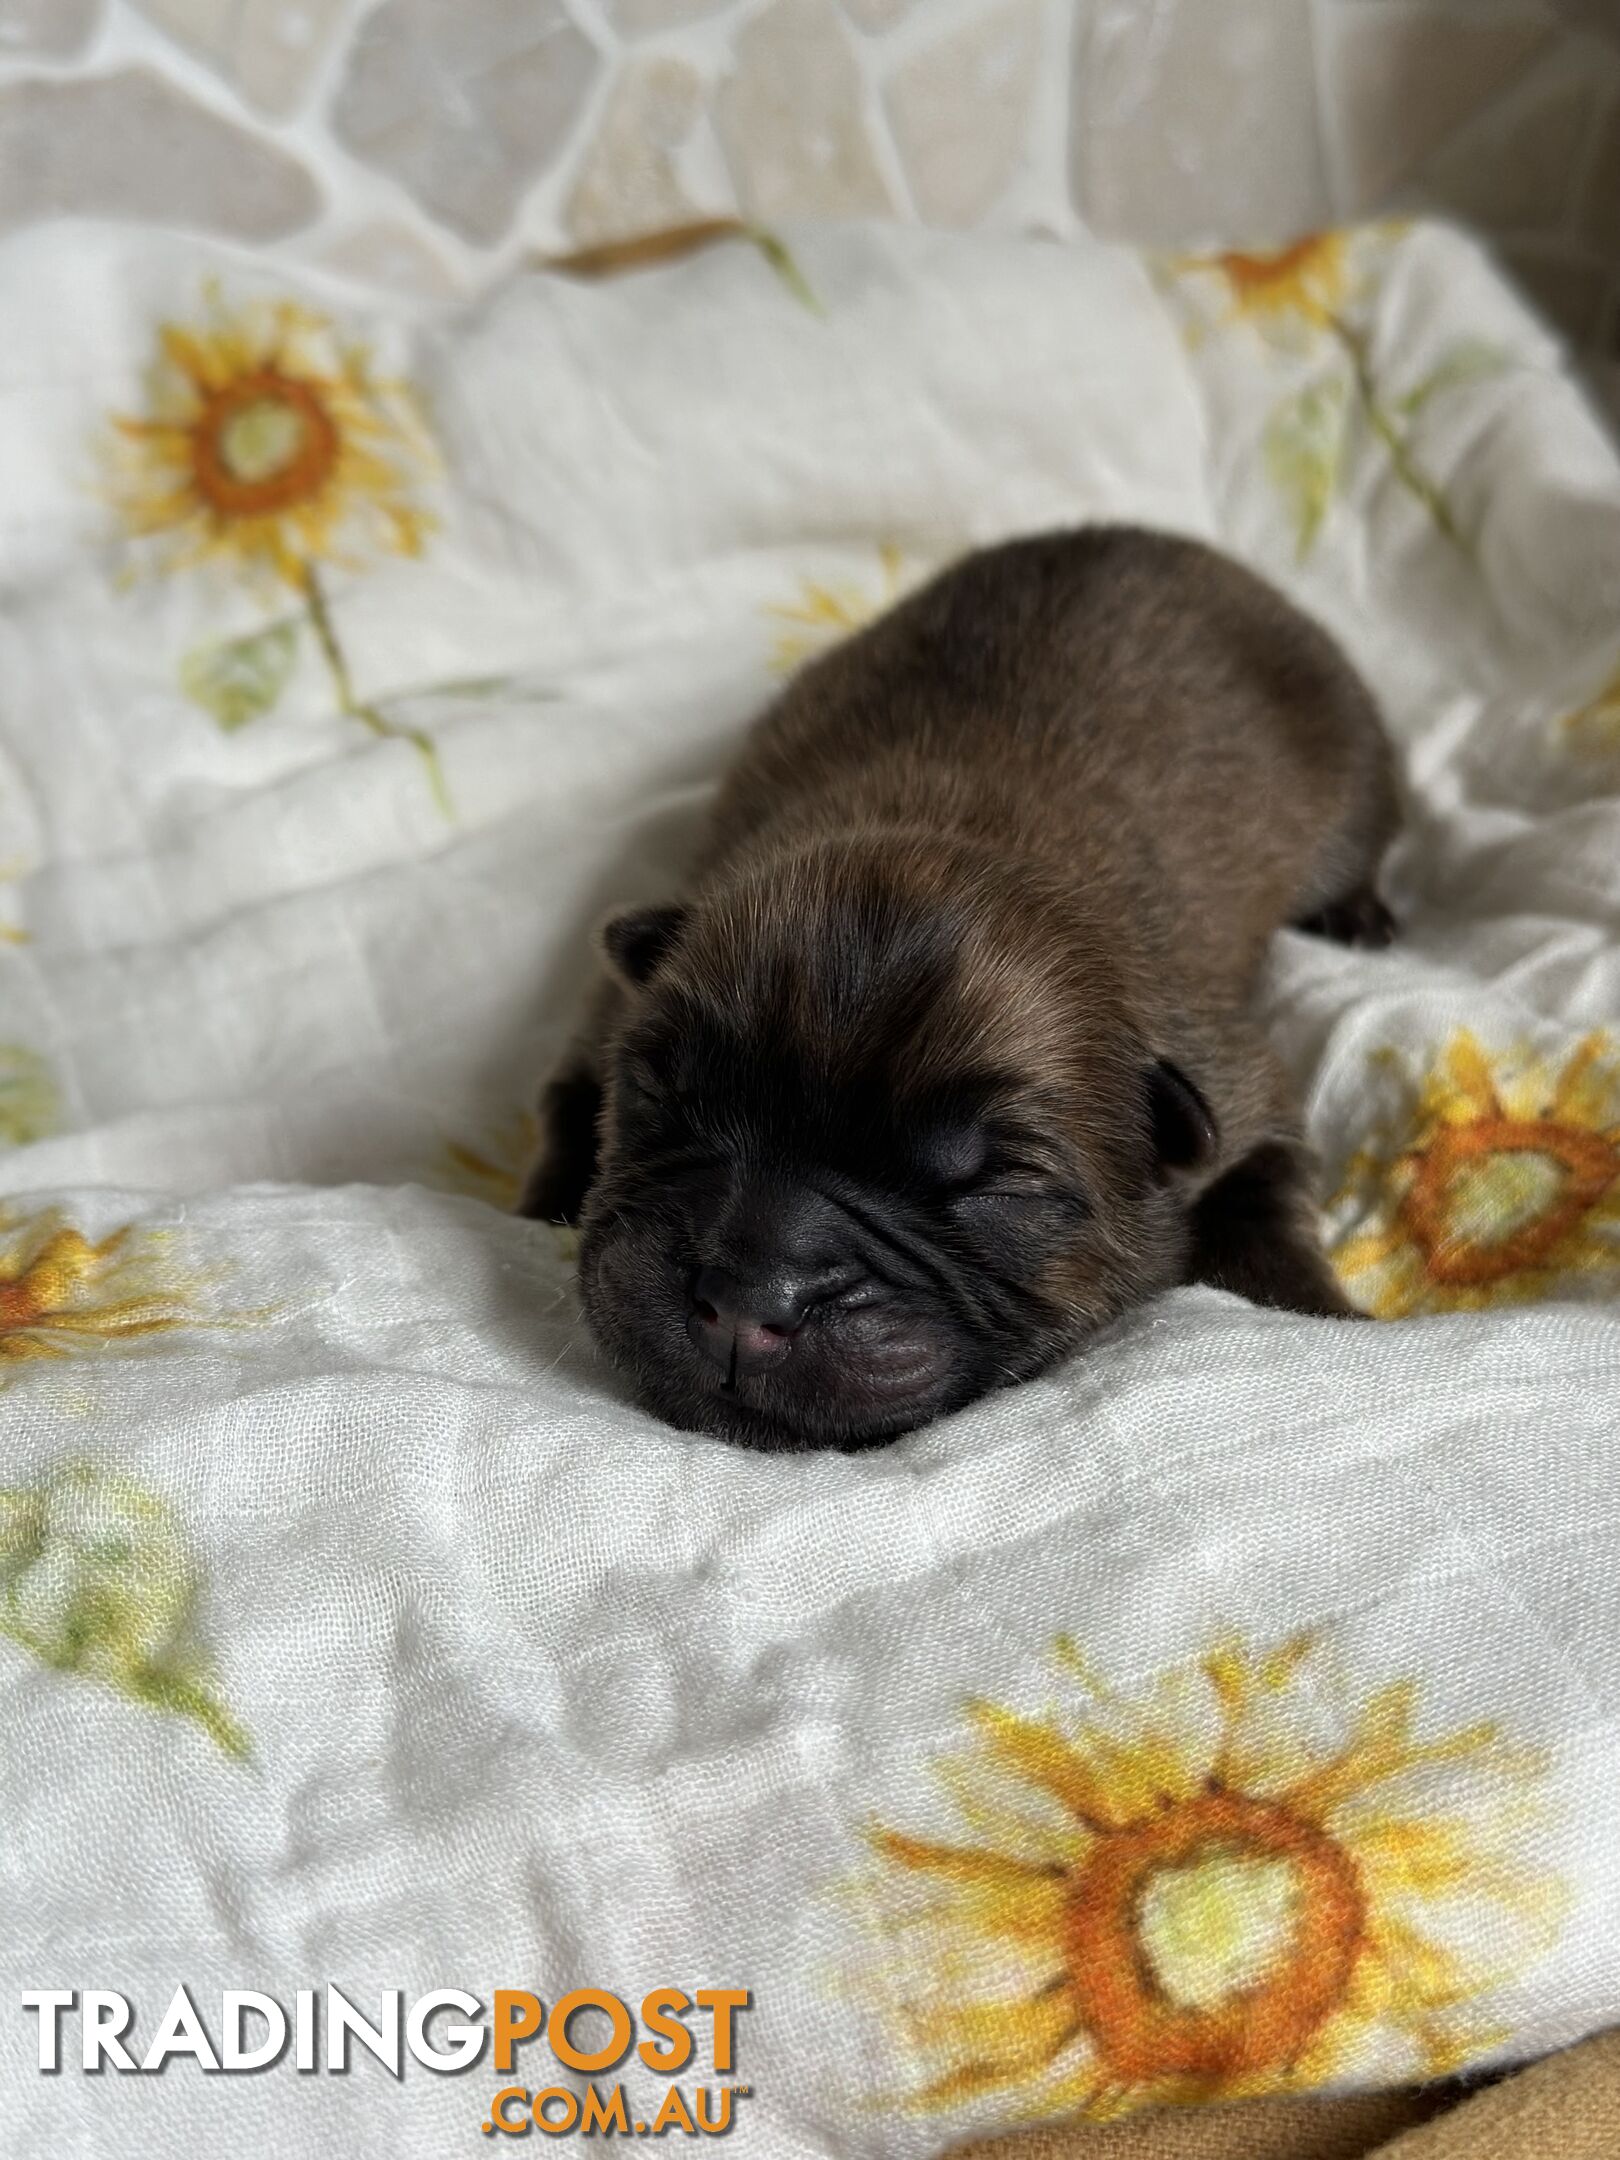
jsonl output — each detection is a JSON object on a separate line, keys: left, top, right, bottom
{"left": 520, "top": 527, "right": 1397, "bottom": 1450}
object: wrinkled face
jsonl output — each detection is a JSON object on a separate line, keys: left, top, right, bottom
{"left": 577, "top": 872, "right": 1213, "bottom": 1451}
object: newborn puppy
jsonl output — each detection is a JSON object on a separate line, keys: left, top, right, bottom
{"left": 521, "top": 527, "right": 1397, "bottom": 1450}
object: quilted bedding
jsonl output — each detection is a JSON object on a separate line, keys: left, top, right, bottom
{"left": 1, "top": 216, "right": 1618, "bottom": 2158}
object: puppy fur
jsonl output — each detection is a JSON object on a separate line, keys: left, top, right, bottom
{"left": 520, "top": 527, "right": 1398, "bottom": 1450}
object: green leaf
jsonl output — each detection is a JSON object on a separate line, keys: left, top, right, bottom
{"left": 1394, "top": 339, "right": 1508, "bottom": 417}
{"left": 179, "top": 620, "right": 300, "bottom": 733}
{"left": 0, "top": 1461, "right": 249, "bottom": 1760}
{"left": 1263, "top": 375, "right": 1351, "bottom": 561}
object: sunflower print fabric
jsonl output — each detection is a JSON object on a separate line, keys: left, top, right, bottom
{"left": 1331, "top": 1031, "right": 1620, "bottom": 1318}
{"left": 0, "top": 1207, "right": 214, "bottom": 1365}
{"left": 764, "top": 543, "right": 913, "bottom": 672}
{"left": 109, "top": 285, "right": 451, "bottom": 809}
{"left": 1, "top": 215, "right": 1618, "bottom": 2158}
{"left": 859, "top": 1632, "right": 1560, "bottom": 2124}
{"left": 1167, "top": 227, "right": 1505, "bottom": 561}
{"left": 0, "top": 1460, "right": 246, "bottom": 1758}
{"left": 110, "top": 289, "right": 434, "bottom": 587}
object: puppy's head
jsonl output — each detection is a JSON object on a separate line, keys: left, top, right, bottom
{"left": 577, "top": 842, "right": 1215, "bottom": 1449}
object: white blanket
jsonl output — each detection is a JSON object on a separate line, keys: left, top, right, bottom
{"left": 1, "top": 218, "right": 1618, "bottom": 2158}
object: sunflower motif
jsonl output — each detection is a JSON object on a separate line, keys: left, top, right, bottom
{"left": 111, "top": 287, "right": 434, "bottom": 589}
{"left": 766, "top": 543, "right": 910, "bottom": 673}
{"left": 0, "top": 1208, "right": 206, "bottom": 1364}
{"left": 1203, "top": 232, "right": 1350, "bottom": 334}
{"left": 0, "top": 1459, "right": 247, "bottom": 1758}
{"left": 860, "top": 1633, "right": 1557, "bottom": 2123}
{"left": 1332, "top": 1030, "right": 1620, "bottom": 1318}
{"left": 108, "top": 287, "right": 450, "bottom": 811}
{"left": 1169, "top": 227, "right": 1486, "bottom": 559}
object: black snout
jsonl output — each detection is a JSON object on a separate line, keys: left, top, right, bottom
{"left": 687, "top": 1264, "right": 809, "bottom": 1375}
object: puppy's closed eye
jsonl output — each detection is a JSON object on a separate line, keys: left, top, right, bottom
{"left": 909, "top": 1096, "right": 1090, "bottom": 1219}
{"left": 903, "top": 1072, "right": 1025, "bottom": 1191}
{"left": 954, "top": 1178, "right": 1089, "bottom": 1219}
{"left": 949, "top": 1164, "right": 1092, "bottom": 1251}
{"left": 909, "top": 1120, "right": 991, "bottom": 1190}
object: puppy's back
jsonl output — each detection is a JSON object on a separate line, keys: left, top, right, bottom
{"left": 711, "top": 527, "right": 1396, "bottom": 989}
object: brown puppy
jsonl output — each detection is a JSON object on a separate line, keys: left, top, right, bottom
{"left": 520, "top": 527, "right": 1397, "bottom": 1450}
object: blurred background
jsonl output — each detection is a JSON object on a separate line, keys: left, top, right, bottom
{"left": 2, "top": 0, "right": 1616, "bottom": 419}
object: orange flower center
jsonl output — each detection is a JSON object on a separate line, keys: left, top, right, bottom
{"left": 1221, "top": 237, "right": 1322, "bottom": 289}
{"left": 0, "top": 1263, "right": 52, "bottom": 1333}
{"left": 192, "top": 370, "right": 339, "bottom": 519}
{"left": 0, "top": 1230, "right": 104, "bottom": 1337}
{"left": 1401, "top": 1118, "right": 1619, "bottom": 1284}
{"left": 0, "top": 1281, "right": 40, "bottom": 1329}
{"left": 1064, "top": 1791, "right": 1365, "bottom": 2084}
{"left": 1215, "top": 234, "right": 1341, "bottom": 315}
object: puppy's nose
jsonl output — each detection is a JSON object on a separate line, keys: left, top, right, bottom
{"left": 687, "top": 1266, "right": 806, "bottom": 1375}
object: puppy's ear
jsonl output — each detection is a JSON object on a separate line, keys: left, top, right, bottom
{"left": 1146, "top": 1057, "right": 1219, "bottom": 1176}
{"left": 599, "top": 903, "right": 686, "bottom": 988}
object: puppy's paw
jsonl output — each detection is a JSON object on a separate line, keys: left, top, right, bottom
{"left": 516, "top": 1069, "right": 602, "bottom": 1225}
{"left": 1296, "top": 887, "right": 1398, "bottom": 950}
{"left": 1186, "top": 1140, "right": 1368, "bottom": 1318}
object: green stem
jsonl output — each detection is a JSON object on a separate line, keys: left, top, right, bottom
{"left": 743, "top": 226, "right": 824, "bottom": 316}
{"left": 301, "top": 567, "right": 453, "bottom": 818}
{"left": 1328, "top": 316, "right": 1472, "bottom": 558}
{"left": 130, "top": 1663, "right": 252, "bottom": 1762}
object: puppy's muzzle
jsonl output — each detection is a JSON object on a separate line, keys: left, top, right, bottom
{"left": 686, "top": 1257, "right": 859, "bottom": 1382}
